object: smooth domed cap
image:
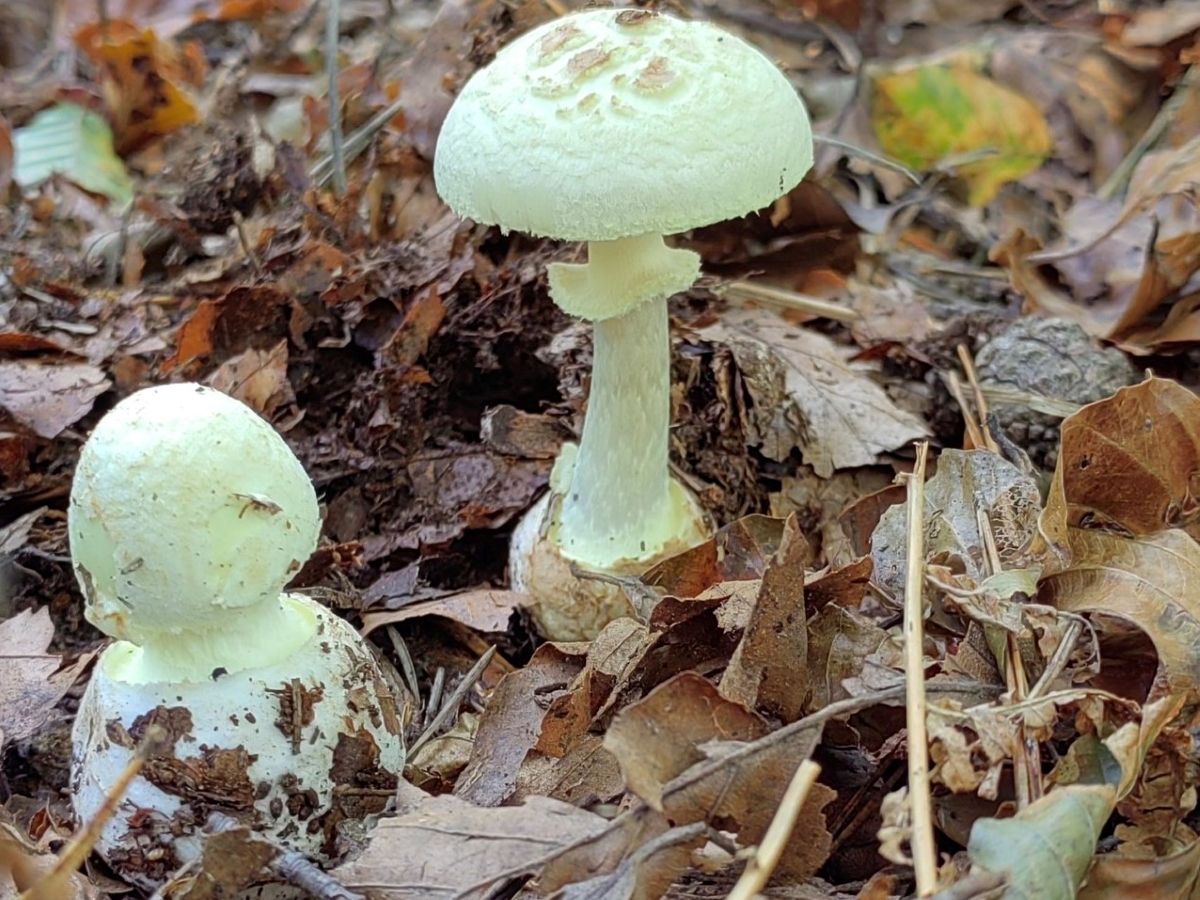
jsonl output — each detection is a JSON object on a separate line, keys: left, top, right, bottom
{"left": 68, "top": 384, "right": 320, "bottom": 642}
{"left": 434, "top": 9, "right": 813, "bottom": 242}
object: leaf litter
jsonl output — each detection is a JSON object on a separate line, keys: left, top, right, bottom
{"left": 4, "top": 0, "right": 1200, "bottom": 898}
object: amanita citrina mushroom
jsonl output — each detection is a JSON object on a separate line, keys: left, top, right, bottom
{"left": 68, "top": 384, "right": 404, "bottom": 889}
{"left": 434, "top": 9, "right": 813, "bottom": 639}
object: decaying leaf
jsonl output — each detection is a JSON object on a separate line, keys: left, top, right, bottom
{"left": 968, "top": 697, "right": 1184, "bottom": 899}
{"left": 556, "top": 823, "right": 706, "bottom": 900}
{"left": 331, "top": 792, "right": 608, "bottom": 898}
{"left": 605, "top": 671, "right": 768, "bottom": 810}
{"left": 701, "top": 307, "right": 927, "bottom": 478}
{"left": 0, "top": 608, "right": 89, "bottom": 747}
{"left": 75, "top": 20, "right": 205, "bottom": 152}
{"left": 718, "top": 515, "right": 810, "bottom": 721}
{"left": 871, "top": 449, "right": 1042, "bottom": 606}
{"left": 455, "top": 643, "right": 584, "bottom": 807}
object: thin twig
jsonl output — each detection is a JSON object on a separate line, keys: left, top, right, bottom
{"left": 720, "top": 280, "right": 860, "bottom": 322}
{"left": 385, "top": 626, "right": 421, "bottom": 705}
{"left": 35, "top": 726, "right": 167, "bottom": 898}
{"left": 944, "top": 371, "right": 987, "bottom": 451}
{"left": 232, "top": 211, "right": 262, "bottom": 275}
{"left": 311, "top": 96, "right": 405, "bottom": 187}
{"left": 427, "top": 666, "right": 446, "bottom": 720}
{"left": 977, "top": 510, "right": 1041, "bottom": 805}
{"left": 727, "top": 760, "right": 822, "bottom": 900}
{"left": 408, "top": 646, "right": 496, "bottom": 757}
{"left": 814, "top": 134, "right": 921, "bottom": 184}
{"left": 325, "top": 0, "right": 347, "bottom": 196}
{"left": 956, "top": 344, "right": 998, "bottom": 454}
{"left": 1026, "top": 619, "right": 1083, "bottom": 700}
{"left": 903, "top": 442, "right": 937, "bottom": 897}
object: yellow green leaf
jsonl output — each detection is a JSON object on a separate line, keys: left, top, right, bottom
{"left": 871, "top": 61, "right": 1052, "bottom": 206}
{"left": 13, "top": 103, "right": 133, "bottom": 207}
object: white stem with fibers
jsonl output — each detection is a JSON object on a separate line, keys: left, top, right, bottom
{"left": 548, "top": 234, "right": 701, "bottom": 568}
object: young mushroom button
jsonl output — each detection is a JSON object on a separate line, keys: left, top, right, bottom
{"left": 67, "top": 384, "right": 404, "bottom": 891}
{"left": 434, "top": 9, "right": 814, "bottom": 640}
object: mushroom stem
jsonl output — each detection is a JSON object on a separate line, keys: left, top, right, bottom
{"left": 105, "top": 596, "right": 317, "bottom": 684}
{"left": 549, "top": 233, "right": 701, "bottom": 567}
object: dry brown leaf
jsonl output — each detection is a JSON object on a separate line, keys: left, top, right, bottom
{"left": 0, "top": 608, "right": 89, "bottom": 747}
{"left": 75, "top": 20, "right": 205, "bottom": 153}
{"left": 454, "top": 643, "right": 584, "bottom": 807}
{"left": 719, "top": 515, "right": 810, "bottom": 722}
{"left": 171, "top": 826, "right": 278, "bottom": 900}
{"left": 557, "top": 823, "right": 706, "bottom": 900}
{"left": 0, "top": 360, "right": 110, "bottom": 439}
{"left": 701, "top": 307, "right": 928, "bottom": 478}
{"left": 1051, "top": 377, "right": 1200, "bottom": 537}
{"left": 330, "top": 792, "right": 608, "bottom": 898}
{"left": 1120, "top": 0, "right": 1200, "bottom": 46}
{"left": 407, "top": 712, "right": 478, "bottom": 792}
{"left": 804, "top": 602, "right": 890, "bottom": 713}
{"left": 513, "top": 733, "right": 624, "bottom": 806}
{"left": 1080, "top": 834, "right": 1200, "bottom": 899}
{"left": 536, "top": 618, "right": 652, "bottom": 756}
{"left": 1040, "top": 528, "right": 1200, "bottom": 699}
{"left": 659, "top": 727, "right": 835, "bottom": 882}
{"left": 994, "top": 137, "right": 1200, "bottom": 340}
{"left": 361, "top": 590, "right": 526, "bottom": 636}
{"left": 605, "top": 672, "right": 768, "bottom": 810}
{"left": 206, "top": 340, "right": 294, "bottom": 419}
{"left": 643, "top": 514, "right": 786, "bottom": 599}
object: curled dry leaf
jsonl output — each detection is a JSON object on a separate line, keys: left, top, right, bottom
{"left": 1079, "top": 835, "right": 1200, "bottom": 899}
{"left": 556, "top": 822, "right": 706, "bottom": 900}
{"left": 993, "top": 136, "right": 1200, "bottom": 340}
{"left": 1048, "top": 377, "right": 1200, "bottom": 539}
{"left": 361, "top": 590, "right": 527, "bottom": 636}
{"left": 1039, "top": 528, "right": 1200, "bottom": 699}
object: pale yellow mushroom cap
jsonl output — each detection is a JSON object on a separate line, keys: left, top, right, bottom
{"left": 68, "top": 384, "right": 320, "bottom": 643}
{"left": 434, "top": 8, "right": 814, "bottom": 242}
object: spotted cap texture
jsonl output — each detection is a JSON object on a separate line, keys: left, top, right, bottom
{"left": 433, "top": 9, "right": 813, "bottom": 241}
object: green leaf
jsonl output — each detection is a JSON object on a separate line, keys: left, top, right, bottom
{"left": 13, "top": 103, "right": 133, "bottom": 207}
{"left": 871, "top": 60, "right": 1052, "bottom": 206}
{"left": 968, "top": 783, "right": 1116, "bottom": 900}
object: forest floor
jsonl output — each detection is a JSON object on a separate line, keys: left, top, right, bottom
{"left": 3, "top": 0, "right": 1200, "bottom": 898}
